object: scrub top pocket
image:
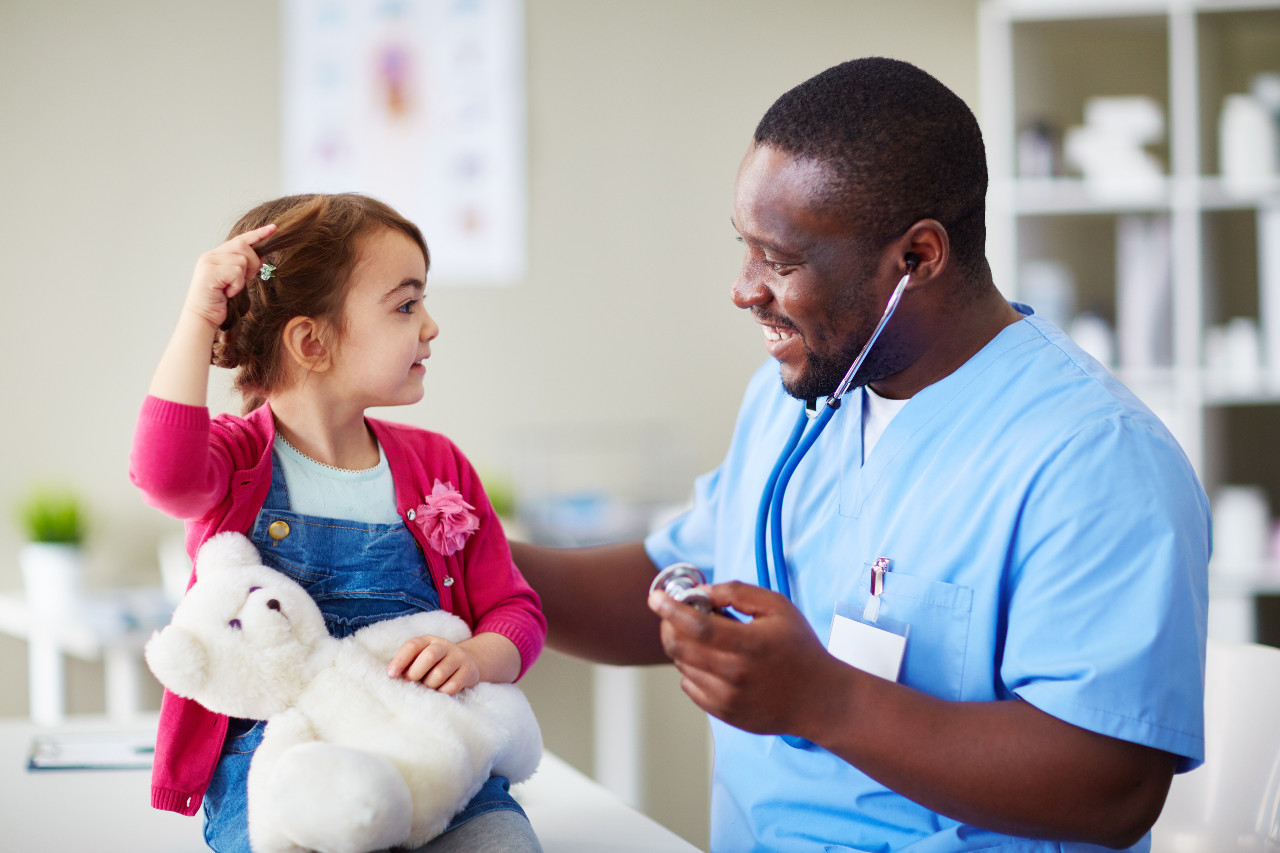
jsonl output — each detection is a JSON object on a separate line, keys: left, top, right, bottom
{"left": 854, "top": 561, "right": 973, "bottom": 701}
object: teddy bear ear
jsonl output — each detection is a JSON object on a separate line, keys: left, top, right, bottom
{"left": 144, "top": 624, "right": 210, "bottom": 701}
{"left": 195, "top": 532, "right": 262, "bottom": 578}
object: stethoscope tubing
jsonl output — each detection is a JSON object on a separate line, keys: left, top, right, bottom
{"left": 754, "top": 406, "right": 809, "bottom": 595}
{"left": 768, "top": 403, "right": 837, "bottom": 599}
{"left": 755, "top": 267, "right": 913, "bottom": 602}
{"left": 749, "top": 266, "right": 913, "bottom": 751}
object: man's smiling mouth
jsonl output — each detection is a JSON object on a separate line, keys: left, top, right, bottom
{"left": 763, "top": 324, "right": 797, "bottom": 343}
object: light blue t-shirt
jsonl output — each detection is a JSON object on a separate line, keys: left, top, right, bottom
{"left": 645, "top": 314, "right": 1210, "bottom": 853}
{"left": 272, "top": 435, "right": 400, "bottom": 524}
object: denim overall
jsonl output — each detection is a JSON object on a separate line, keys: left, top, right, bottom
{"left": 202, "top": 455, "right": 523, "bottom": 853}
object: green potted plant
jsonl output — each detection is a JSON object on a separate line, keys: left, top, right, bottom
{"left": 17, "top": 485, "right": 87, "bottom": 622}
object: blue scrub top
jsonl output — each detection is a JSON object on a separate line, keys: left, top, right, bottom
{"left": 646, "top": 314, "right": 1210, "bottom": 853}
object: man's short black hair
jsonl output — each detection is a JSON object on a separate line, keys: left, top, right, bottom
{"left": 754, "top": 57, "right": 988, "bottom": 278}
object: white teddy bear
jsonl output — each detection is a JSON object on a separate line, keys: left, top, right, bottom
{"left": 145, "top": 531, "right": 543, "bottom": 853}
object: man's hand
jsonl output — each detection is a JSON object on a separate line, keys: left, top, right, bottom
{"left": 649, "top": 579, "right": 1176, "bottom": 846}
{"left": 648, "top": 580, "right": 842, "bottom": 737}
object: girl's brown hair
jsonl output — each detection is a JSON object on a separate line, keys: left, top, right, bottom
{"left": 211, "top": 193, "right": 429, "bottom": 413}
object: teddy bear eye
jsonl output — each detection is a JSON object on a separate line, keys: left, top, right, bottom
{"left": 228, "top": 619, "right": 242, "bottom": 630}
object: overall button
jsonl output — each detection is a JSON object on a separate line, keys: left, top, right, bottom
{"left": 268, "top": 520, "right": 291, "bottom": 545}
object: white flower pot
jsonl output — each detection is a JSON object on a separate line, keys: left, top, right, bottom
{"left": 20, "top": 542, "right": 86, "bottom": 624}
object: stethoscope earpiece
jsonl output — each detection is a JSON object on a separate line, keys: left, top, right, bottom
{"left": 904, "top": 252, "right": 920, "bottom": 272}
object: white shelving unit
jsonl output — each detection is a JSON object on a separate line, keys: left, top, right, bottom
{"left": 979, "top": 0, "right": 1280, "bottom": 641}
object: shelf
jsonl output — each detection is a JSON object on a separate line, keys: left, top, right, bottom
{"left": 1201, "top": 381, "right": 1280, "bottom": 405}
{"left": 1094, "top": 368, "right": 1280, "bottom": 406}
{"left": 982, "top": 0, "right": 1280, "bottom": 643}
{"left": 991, "top": 0, "right": 1170, "bottom": 21}
{"left": 1197, "top": 177, "right": 1280, "bottom": 209}
{"left": 991, "top": 0, "right": 1280, "bottom": 20}
{"left": 1210, "top": 572, "right": 1280, "bottom": 595}
{"left": 1003, "top": 178, "right": 1172, "bottom": 214}
{"left": 998, "top": 176, "right": 1280, "bottom": 215}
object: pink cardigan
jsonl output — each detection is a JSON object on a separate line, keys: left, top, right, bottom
{"left": 130, "top": 396, "right": 545, "bottom": 815}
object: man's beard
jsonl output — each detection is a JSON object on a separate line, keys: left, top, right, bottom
{"left": 780, "top": 331, "right": 902, "bottom": 401}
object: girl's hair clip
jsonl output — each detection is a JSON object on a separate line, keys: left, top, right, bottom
{"left": 259, "top": 263, "right": 277, "bottom": 282}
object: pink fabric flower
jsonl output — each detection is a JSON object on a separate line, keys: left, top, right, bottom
{"left": 413, "top": 480, "right": 480, "bottom": 556}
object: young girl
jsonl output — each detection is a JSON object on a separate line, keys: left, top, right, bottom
{"left": 130, "top": 193, "right": 546, "bottom": 852}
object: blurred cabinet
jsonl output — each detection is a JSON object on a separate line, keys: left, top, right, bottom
{"left": 979, "top": 0, "right": 1280, "bottom": 638}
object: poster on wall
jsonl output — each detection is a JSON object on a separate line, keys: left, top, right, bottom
{"left": 282, "top": 0, "right": 527, "bottom": 285}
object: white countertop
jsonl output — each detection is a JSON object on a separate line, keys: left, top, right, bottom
{"left": 0, "top": 717, "right": 701, "bottom": 852}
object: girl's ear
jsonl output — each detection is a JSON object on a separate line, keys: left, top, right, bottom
{"left": 282, "top": 316, "right": 332, "bottom": 373}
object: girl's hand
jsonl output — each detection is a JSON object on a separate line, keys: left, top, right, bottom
{"left": 387, "top": 634, "right": 481, "bottom": 696}
{"left": 183, "top": 223, "right": 277, "bottom": 329}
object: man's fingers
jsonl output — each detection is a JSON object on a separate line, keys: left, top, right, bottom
{"left": 648, "top": 590, "right": 714, "bottom": 637}
{"left": 673, "top": 657, "right": 739, "bottom": 720}
{"left": 702, "top": 580, "right": 783, "bottom": 617}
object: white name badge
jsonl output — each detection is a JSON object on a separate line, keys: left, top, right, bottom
{"left": 828, "top": 601, "right": 909, "bottom": 683}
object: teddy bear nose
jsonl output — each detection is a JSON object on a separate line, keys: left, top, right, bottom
{"left": 267, "top": 599, "right": 281, "bottom": 611}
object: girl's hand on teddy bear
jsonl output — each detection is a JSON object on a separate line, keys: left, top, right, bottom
{"left": 387, "top": 635, "right": 480, "bottom": 696}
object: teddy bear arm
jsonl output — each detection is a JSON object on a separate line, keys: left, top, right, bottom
{"left": 464, "top": 683, "right": 543, "bottom": 785}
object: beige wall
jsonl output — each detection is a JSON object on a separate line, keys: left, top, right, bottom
{"left": 0, "top": 0, "right": 979, "bottom": 845}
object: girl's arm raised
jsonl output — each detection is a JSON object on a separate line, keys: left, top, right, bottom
{"left": 148, "top": 224, "right": 276, "bottom": 405}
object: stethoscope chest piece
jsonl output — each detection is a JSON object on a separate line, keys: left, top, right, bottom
{"left": 651, "top": 562, "right": 716, "bottom": 613}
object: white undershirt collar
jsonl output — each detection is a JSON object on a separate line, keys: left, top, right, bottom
{"left": 862, "top": 385, "right": 911, "bottom": 463}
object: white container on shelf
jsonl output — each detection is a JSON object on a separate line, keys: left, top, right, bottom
{"left": 1212, "top": 486, "right": 1271, "bottom": 581}
{"left": 1018, "top": 259, "right": 1076, "bottom": 330}
{"left": 1220, "top": 93, "right": 1278, "bottom": 194}
{"left": 1259, "top": 205, "right": 1280, "bottom": 375}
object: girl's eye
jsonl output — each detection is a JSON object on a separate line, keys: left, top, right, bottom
{"left": 397, "top": 299, "right": 419, "bottom": 315}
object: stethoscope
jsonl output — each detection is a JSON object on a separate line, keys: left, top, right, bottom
{"left": 649, "top": 255, "right": 916, "bottom": 750}
{"left": 651, "top": 254, "right": 918, "bottom": 608}
{"left": 755, "top": 254, "right": 917, "bottom": 602}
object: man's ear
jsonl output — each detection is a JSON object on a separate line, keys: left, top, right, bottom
{"left": 282, "top": 316, "right": 333, "bottom": 373}
{"left": 895, "top": 219, "right": 949, "bottom": 289}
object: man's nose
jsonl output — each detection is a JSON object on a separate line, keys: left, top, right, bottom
{"left": 731, "top": 265, "right": 771, "bottom": 309}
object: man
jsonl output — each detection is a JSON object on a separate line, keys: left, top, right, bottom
{"left": 511, "top": 57, "right": 1208, "bottom": 852}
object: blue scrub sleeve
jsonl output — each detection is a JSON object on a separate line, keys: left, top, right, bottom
{"left": 1002, "top": 415, "right": 1210, "bottom": 772}
{"left": 645, "top": 467, "right": 724, "bottom": 581}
